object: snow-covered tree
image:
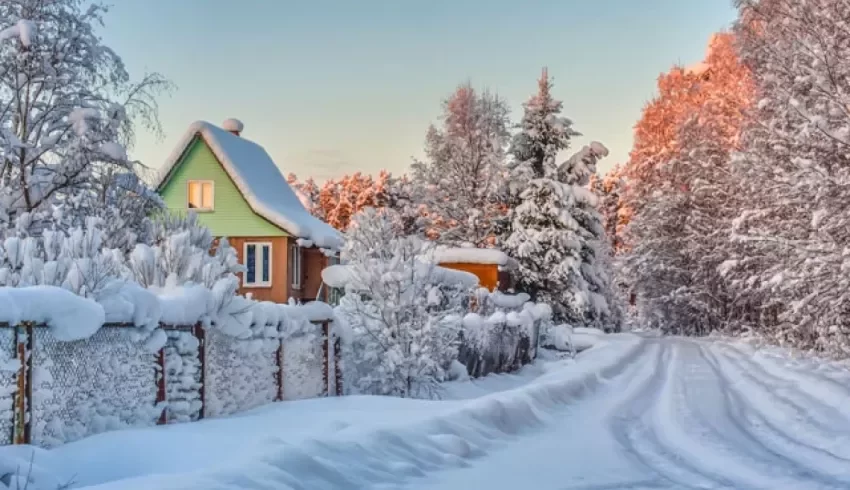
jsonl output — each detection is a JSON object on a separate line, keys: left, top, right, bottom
{"left": 623, "top": 32, "right": 753, "bottom": 219}
{"left": 501, "top": 69, "right": 587, "bottom": 324}
{"left": 592, "top": 165, "right": 628, "bottom": 253}
{"left": 411, "top": 83, "right": 511, "bottom": 247}
{"left": 336, "top": 207, "right": 466, "bottom": 398}
{"left": 0, "top": 0, "right": 170, "bottom": 232}
{"left": 717, "top": 0, "right": 850, "bottom": 355}
{"left": 622, "top": 110, "right": 741, "bottom": 335}
{"left": 287, "top": 173, "right": 323, "bottom": 221}
{"left": 558, "top": 143, "right": 624, "bottom": 331}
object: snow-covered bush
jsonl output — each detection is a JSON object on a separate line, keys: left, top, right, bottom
{"left": 336, "top": 208, "right": 467, "bottom": 399}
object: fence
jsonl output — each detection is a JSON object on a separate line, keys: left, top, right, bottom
{"left": 457, "top": 318, "right": 541, "bottom": 378}
{"left": 0, "top": 320, "right": 343, "bottom": 448}
{"left": 455, "top": 293, "right": 548, "bottom": 378}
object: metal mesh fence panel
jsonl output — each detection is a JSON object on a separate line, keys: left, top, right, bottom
{"left": 204, "top": 329, "right": 278, "bottom": 418}
{"left": 0, "top": 329, "right": 16, "bottom": 444}
{"left": 31, "top": 327, "right": 159, "bottom": 448}
{"left": 282, "top": 330, "right": 325, "bottom": 400}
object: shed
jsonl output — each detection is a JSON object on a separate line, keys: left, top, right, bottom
{"left": 431, "top": 247, "right": 518, "bottom": 292}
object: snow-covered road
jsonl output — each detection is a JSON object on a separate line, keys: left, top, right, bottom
{"left": 8, "top": 334, "right": 850, "bottom": 490}
{"left": 413, "top": 337, "right": 850, "bottom": 490}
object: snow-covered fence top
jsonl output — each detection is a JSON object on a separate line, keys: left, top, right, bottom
{"left": 0, "top": 285, "right": 335, "bottom": 346}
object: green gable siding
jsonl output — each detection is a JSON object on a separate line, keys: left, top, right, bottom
{"left": 158, "top": 137, "right": 287, "bottom": 237}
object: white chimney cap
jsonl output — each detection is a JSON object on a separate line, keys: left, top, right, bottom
{"left": 222, "top": 118, "right": 244, "bottom": 135}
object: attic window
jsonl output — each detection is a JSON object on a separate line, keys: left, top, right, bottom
{"left": 187, "top": 180, "right": 214, "bottom": 211}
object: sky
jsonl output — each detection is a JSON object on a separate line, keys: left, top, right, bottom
{"left": 101, "top": 1, "right": 737, "bottom": 181}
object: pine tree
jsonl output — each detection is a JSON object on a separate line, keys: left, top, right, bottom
{"left": 502, "top": 69, "right": 586, "bottom": 324}
{"left": 559, "top": 142, "right": 623, "bottom": 331}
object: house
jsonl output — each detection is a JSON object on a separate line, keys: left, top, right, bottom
{"left": 432, "top": 247, "right": 517, "bottom": 292}
{"left": 155, "top": 119, "right": 342, "bottom": 303}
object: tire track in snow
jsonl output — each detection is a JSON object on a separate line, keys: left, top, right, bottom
{"left": 718, "top": 342, "right": 850, "bottom": 420}
{"left": 710, "top": 345, "right": 850, "bottom": 457}
{"left": 594, "top": 341, "right": 681, "bottom": 489}
{"left": 699, "top": 343, "right": 850, "bottom": 482}
{"left": 607, "top": 341, "right": 733, "bottom": 489}
{"left": 655, "top": 342, "right": 820, "bottom": 489}
{"left": 694, "top": 343, "right": 850, "bottom": 488}
{"left": 715, "top": 344, "right": 850, "bottom": 434}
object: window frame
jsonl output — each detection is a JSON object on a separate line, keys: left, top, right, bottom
{"left": 289, "top": 243, "right": 302, "bottom": 290}
{"left": 186, "top": 180, "right": 215, "bottom": 211}
{"left": 243, "top": 241, "right": 273, "bottom": 288}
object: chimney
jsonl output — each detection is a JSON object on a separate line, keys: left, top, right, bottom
{"left": 222, "top": 118, "right": 244, "bottom": 136}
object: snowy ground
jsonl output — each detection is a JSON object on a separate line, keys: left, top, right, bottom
{"left": 5, "top": 333, "right": 850, "bottom": 490}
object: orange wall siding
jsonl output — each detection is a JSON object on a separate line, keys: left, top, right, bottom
{"left": 439, "top": 262, "right": 496, "bottom": 291}
{"left": 301, "top": 247, "right": 328, "bottom": 302}
{"left": 228, "top": 236, "right": 290, "bottom": 303}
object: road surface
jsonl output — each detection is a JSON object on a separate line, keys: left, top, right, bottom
{"left": 409, "top": 336, "right": 850, "bottom": 490}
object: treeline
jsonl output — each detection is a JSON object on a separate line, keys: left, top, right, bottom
{"left": 291, "top": 73, "right": 624, "bottom": 331}
{"left": 613, "top": 0, "right": 850, "bottom": 356}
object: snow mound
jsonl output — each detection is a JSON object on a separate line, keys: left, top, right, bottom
{"left": 432, "top": 246, "right": 511, "bottom": 266}
{"left": 221, "top": 118, "right": 244, "bottom": 133}
{"left": 322, "top": 263, "right": 478, "bottom": 290}
{"left": 0, "top": 19, "right": 36, "bottom": 47}
{"left": 7, "top": 334, "right": 642, "bottom": 489}
{"left": 0, "top": 286, "right": 104, "bottom": 341}
{"left": 547, "top": 324, "right": 574, "bottom": 351}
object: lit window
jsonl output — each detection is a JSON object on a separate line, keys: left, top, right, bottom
{"left": 243, "top": 242, "right": 272, "bottom": 287}
{"left": 187, "top": 180, "right": 214, "bottom": 210}
{"left": 289, "top": 244, "right": 302, "bottom": 290}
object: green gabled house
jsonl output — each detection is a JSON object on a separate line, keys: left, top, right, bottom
{"left": 155, "top": 119, "right": 341, "bottom": 303}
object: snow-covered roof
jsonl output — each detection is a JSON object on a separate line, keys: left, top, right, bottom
{"left": 431, "top": 246, "right": 517, "bottom": 270}
{"left": 321, "top": 263, "right": 480, "bottom": 290}
{"left": 157, "top": 121, "right": 342, "bottom": 250}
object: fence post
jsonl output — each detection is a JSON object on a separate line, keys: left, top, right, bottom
{"left": 13, "top": 323, "right": 32, "bottom": 445}
{"left": 156, "top": 346, "right": 167, "bottom": 425}
{"left": 193, "top": 323, "right": 206, "bottom": 419}
{"left": 333, "top": 334, "right": 343, "bottom": 396}
{"left": 275, "top": 338, "right": 284, "bottom": 401}
{"left": 321, "top": 321, "right": 329, "bottom": 397}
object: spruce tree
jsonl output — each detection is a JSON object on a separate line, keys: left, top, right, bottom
{"left": 502, "top": 69, "right": 585, "bottom": 324}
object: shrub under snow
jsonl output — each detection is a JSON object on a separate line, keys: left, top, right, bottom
{"left": 336, "top": 208, "right": 468, "bottom": 399}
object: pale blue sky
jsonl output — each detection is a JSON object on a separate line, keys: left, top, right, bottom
{"left": 102, "top": 1, "right": 736, "bottom": 180}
